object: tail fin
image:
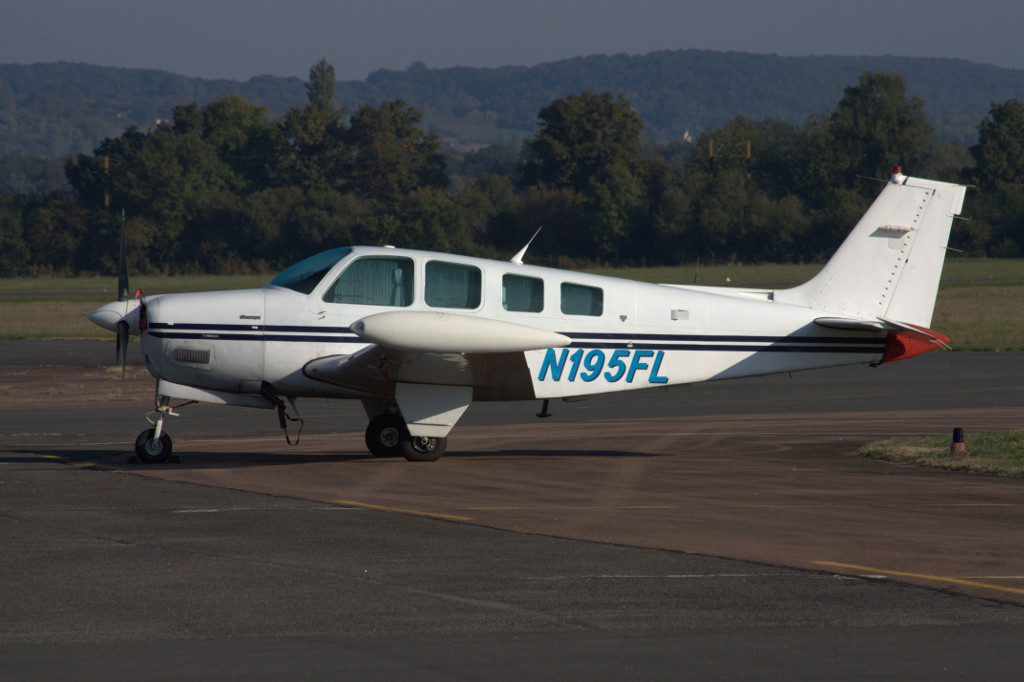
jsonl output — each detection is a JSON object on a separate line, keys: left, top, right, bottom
{"left": 775, "top": 169, "right": 967, "bottom": 328}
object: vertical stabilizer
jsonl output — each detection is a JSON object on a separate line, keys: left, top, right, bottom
{"left": 775, "top": 171, "right": 966, "bottom": 328}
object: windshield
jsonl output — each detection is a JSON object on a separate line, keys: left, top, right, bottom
{"left": 267, "top": 247, "right": 353, "bottom": 294}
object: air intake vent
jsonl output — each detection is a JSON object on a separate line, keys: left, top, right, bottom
{"left": 174, "top": 347, "right": 211, "bottom": 365}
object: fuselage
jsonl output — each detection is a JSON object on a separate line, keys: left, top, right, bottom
{"left": 137, "top": 246, "right": 887, "bottom": 403}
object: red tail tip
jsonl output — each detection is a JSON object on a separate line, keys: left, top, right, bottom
{"left": 880, "top": 326, "right": 949, "bottom": 364}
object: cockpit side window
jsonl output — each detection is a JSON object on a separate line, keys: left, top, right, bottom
{"left": 425, "top": 261, "right": 481, "bottom": 309}
{"left": 268, "top": 247, "right": 352, "bottom": 294}
{"left": 323, "top": 256, "right": 414, "bottom": 306}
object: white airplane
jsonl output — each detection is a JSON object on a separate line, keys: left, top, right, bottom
{"left": 89, "top": 168, "right": 966, "bottom": 463}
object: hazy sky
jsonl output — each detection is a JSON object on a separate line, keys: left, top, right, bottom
{"left": 3, "top": 0, "right": 1023, "bottom": 82}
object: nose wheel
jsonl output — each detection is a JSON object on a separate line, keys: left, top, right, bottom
{"left": 135, "top": 428, "right": 173, "bottom": 464}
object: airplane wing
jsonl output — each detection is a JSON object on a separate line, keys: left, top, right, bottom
{"left": 350, "top": 310, "right": 571, "bottom": 354}
{"left": 303, "top": 312, "right": 570, "bottom": 434}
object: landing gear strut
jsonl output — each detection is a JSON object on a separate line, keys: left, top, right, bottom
{"left": 364, "top": 413, "right": 446, "bottom": 462}
{"left": 134, "top": 394, "right": 183, "bottom": 464}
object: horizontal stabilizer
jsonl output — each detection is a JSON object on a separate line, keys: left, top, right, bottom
{"left": 814, "top": 316, "right": 950, "bottom": 364}
{"left": 351, "top": 311, "right": 571, "bottom": 354}
{"left": 814, "top": 317, "right": 886, "bottom": 332}
{"left": 878, "top": 318, "right": 951, "bottom": 346}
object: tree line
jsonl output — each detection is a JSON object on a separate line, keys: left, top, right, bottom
{"left": 1, "top": 60, "right": 1022, "bottom": 278}
{"left": 5, "top": 53, "right": 1023, "bottom": 159}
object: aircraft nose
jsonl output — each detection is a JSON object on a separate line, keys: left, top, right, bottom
{"left": 87, "top": 301, "right": 126, "bottom": 332}
{"left": 87, "top": 299, "right": 142, "bottom": 333}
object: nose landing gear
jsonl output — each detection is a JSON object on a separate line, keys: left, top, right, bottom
{"left": 134, "top": 395, "right": 187, "bottom": 464}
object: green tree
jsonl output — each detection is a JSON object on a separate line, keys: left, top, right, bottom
{"left": 346, "top": 99, "right": 448, "bottom": 202}
{"left": 275, "top": 59, "right": 348, "bottom": 190}
{"left": 306, "top": 59, "right": 337, "bottom": 111}
{"left": 193, "top": 95, "right": 276, "bottom": 191}
{"left": 21, "top": 197, "right": 91, "bottom": 274}
{"left": 968, "top": 99, "right": 1024, "bottom": 255}
{"left": 488, "top": 186, "right": 588, "bottom": 262}
{"left": 0, "top": 195, "right": 28, "bottom": 276}
{"left": 393, "top": 187, "right": 470, "bottom": 252}
{"left": 456, "top": 173, "right": 517, "bottom": 246}
{"left": 828, "top": 71, "right": 936, "bottom": 191}
{"left": 519, "top": 91, "right": 644, "bottom": 193}
{"left": 971, "top": 99, "right": 1024, "bottom": 189}
{"left": 65, "top": 123, "right": 239, "bottom": 224}
{"left": 518, "top": 92, "right": 652, "bottom": 260}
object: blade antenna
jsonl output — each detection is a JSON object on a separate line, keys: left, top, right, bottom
{"left": 510, "top": 226, "right": 543, "bottom": 265}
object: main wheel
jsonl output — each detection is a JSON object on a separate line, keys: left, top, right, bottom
{"left": 400, "top": 435, "right": 446, "bottom": 462}
{"left": 135, "top": 428, "right": 172, "bottom": 464}
{"left": 365, "top": 414, "right": 406, "bottom": 457}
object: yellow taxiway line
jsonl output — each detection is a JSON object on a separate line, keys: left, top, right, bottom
{"left": 334, "top": 499, "right": 472, "bottom": 522}
{"left": 814, "top": 561, "right": 1024, "bottom": 597}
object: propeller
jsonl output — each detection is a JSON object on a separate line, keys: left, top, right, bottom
{"left": 116, "top": 320, "right": 129, "bottom": 379}
{"left": 86, "top": 211, "right": 142, "bottom": 373}
{"left": 116, "top": 210, "right": 130, "bottom": 378}
{"left": 118, "top": 209, "right": 129, "bottom": 303}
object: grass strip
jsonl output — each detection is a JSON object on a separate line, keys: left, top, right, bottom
{"left": 859, "top": 431, "right": 1024, "bottom": 477}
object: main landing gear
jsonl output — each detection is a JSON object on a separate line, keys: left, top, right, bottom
{"left": 364, "top": 413, "right": 446, "bottom": 462}
{"left": 130, "top": 393, "right": 445, "bottom": 464}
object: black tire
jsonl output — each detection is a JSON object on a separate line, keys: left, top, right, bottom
{"left": 135, "top": 428, "right": 172, "bottom": 464}
{"left": 364, "top": 414, "right": 406, "bottom": 458}
{"left": 400, "top": 435, "right": 446, "bottom": 462}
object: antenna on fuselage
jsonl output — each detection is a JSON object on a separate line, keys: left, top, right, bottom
{"left": 510, "top": 226, "right": 543, "bottom": 265}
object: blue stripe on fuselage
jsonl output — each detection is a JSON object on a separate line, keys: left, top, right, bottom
{"left": 146, "top": 323, "right": 884, "bottom": 353}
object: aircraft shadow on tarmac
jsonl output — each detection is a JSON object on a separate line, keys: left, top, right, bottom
{"left": 10, "top": 446, "right": 661, "bottom": 469}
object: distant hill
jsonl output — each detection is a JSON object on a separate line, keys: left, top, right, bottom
{"left": 3, "top": 51, "right": 1024, "bottom": 158}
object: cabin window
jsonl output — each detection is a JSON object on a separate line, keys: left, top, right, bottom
{"left": 323, "top": 256, "right": 414, "bottom": 307}
{"left": 425, "top": 261, "right": 481, "bottom": 309}
{"left": 560, "top": 282, "right": 603, "bottom": 316}
{"left": 502, "top": 274, "right": 544, "bottom": 312}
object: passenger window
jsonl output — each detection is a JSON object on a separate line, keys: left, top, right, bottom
{"left": 502, "top": 274, "right": 544, "bottom": 312}
{"left": 323, "top": 256, "right": 413, "bottom": 307}
{"left": 425, "top": 261, "right": 481, "bottom": 309}
{"left": 560, "top": 282, "right": 603, "bottom": 316}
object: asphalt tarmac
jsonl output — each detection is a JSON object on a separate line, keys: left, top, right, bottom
{"left": 2, "top": 341, "right": 1024, "bottom": 680}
